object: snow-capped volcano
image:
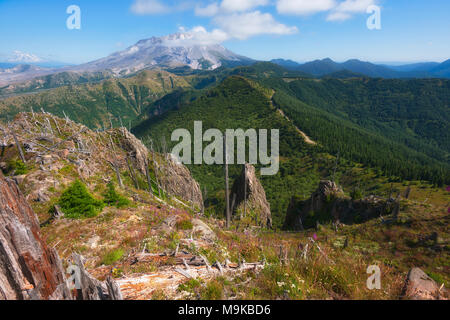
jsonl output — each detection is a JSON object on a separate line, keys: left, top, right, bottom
{"left": 73, "top": 32, "right": 251, "bottom": 75}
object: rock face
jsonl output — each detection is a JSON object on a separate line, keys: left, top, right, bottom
{"left": 117, "top": 127, "right": 149, "bottom": 175}
{"left": 284, "top": 180, "right": 397, "bottom": 230}
{"left": 0, "top": 173, "right": 71, "bottom": 300}
{"left": 156, "top": 156, "right": 203, "bottom": 211}
{"left": 230, "top": 164, "right": 272, "bottom": 228}
{"left": 403, "top": 268, "right": 448, "bottom": 300}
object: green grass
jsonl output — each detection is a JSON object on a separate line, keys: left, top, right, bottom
{"left": 101, "top": 248, "right": 125, "bottom": 266}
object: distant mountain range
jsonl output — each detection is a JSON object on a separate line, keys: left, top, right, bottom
{"left": 0, "top": 32, "right": 253, "bottom": 86}
{"left": 271, "top": 58, "right": 450, "bottom": 79}
{"left": 1, "top": 32, "right": 449, "bottom": 88}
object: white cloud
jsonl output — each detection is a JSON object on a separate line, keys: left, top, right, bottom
{"left": 130, "top": 0, "right": 170, "bottom": 14}
{"left": 8, "top": 51, "right": 43, "bottom": 63}
{"left": 196, "top": 0, "right": 269, "bottom": 16}
{"left": 131, "top": 0, "right": 194, "bottom": 15}
{"left": 335, "top": 0, "right": 375, "bottom": 13}
{"left": 276, "top": 0, "right": 336, "bottom": 15}
{"left": 221, "top": 0, "right": 270, "bottom": 13}
{"left": 195, "top": 2, "right": 220, "bottom": 17}
{"left": 214, "top": 11, "right": 298, "bottom": 40}
{"left": 164, "top": 26, "right": 229, "bottom": 45}
{"left": 132, "top": 0, "right": 297, "bottom": 43}
{"left": 327, "top": 0, "right": 377, "bottom": 21}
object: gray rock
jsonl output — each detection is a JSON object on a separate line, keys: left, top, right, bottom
{"left": 403, "top": 268, "right": 448, "bottom": 300}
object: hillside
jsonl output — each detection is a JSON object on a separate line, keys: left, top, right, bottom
{"left": 132, "top": 70, "right": 449, "bottom": 226}
{"left": 1, "top": 112, "right": 447, "bottom": 300}
{"left": 0, "top": 70, "right": 191, "bottom": 128}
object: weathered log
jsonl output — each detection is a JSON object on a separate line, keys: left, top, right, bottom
{"left": 69, "top": 253, "right": 122, "bottom": 300}
{"left": 0, "top": 173, "right": 71, "bottom": 300}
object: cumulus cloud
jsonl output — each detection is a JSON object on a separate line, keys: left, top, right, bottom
{"left": 220, "top": 0, "right": 270, "bottom": 13}
{"left": 163, "top": 26, "right": 229, "bottom": 46}
{"left": 132, "top": 0, "right": 297, "bottom": 44}
{"left": 130, "top": 0, "right": 170, "bottom": 14}
{"left": 327, "top": 0, "right": 377, "bottom": 21}
{"left": 195, "top": 0, "right": 269, "bottom": 16}
{"left": 214, "top": 11, "right": 298, "bottom": 40}
{"left": 131, "top": 0, "right": 194, "bottom": 15}
{"left": 195, "top": 3, "right": 220, "bottom": 16}
{"left": 8, "top": 51, "right": 43, "bottom": 63}
{"left": 276, "top": 0, "right": 336, "bottom": 15}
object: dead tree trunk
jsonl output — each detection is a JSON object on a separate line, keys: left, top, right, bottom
{"left": 69, "top": 253, "right": 122, "bottom": 300}
{"left": 224, "top": 135, "right": 230, "bottom": 228}
{"left": 144, "top": 159, "right": 153, "bottom": 195}
{"left": 126, "top": 156, "right": 139, "bottom": 189}
{"left": 107, "top": 160, "right": 123, "bottom": 188}
{"left": 10, "top": 128, "right": 26, "bottom": 164}
{"left": 243, "top": 164, "right": 247, "bottom": 218}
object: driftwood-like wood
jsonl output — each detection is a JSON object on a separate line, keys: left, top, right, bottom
{"left": 69, "top": 253, "right": 122, "bottom": 300}
{"left": 10, "top": 129, "right": 26, "bottom": 164}
{"left": 0, "top": 174, "right": 72, "bottom": 300}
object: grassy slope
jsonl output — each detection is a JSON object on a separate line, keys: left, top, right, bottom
{"left": 0, "top": 70, "right": 191, "bottom": 128}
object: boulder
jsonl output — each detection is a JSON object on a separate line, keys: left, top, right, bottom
{"left": 230, "top": 164, "right": 272, "bottom": 228}
{"left": 402, "top": 268, "right": 448, "bottom": 300}
{"left": 192, "top": 218, "right": 216, "bottom": 242}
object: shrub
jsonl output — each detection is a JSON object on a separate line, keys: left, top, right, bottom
{"left": 102, "top": 182, "right": 131, "bottom": 208}
{"left": 58, "top": 180, "right": 104, "bottom": 218}
{"left": 201, "top": 280, "right": 223, "bottom": 300}
{"left": 351, "top": 188, "right": 363, "bottom": 200}
{"left": 9, "top": 159, "right": 28, "bottom": 175}
{"left": 102, "top": 248, "right": 125, "bottom": 265}
{"left": 176, "top": 217, "right": 193, "bottom": 230}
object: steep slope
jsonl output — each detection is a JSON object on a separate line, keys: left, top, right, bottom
{"left": 0, "top": 71, "right": 114, "bottom": 97}
{"left": 133, "top": 72, "right": 450, "bottom": 228}
{"left": 0, "top": 70, "right": 191, "bottom": 128}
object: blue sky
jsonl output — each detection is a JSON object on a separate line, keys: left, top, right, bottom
{"left": 0, "top": 0, "right": 449, "bottom": 64}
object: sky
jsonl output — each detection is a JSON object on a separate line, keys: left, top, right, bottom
{"left": 0, "top": 0, "right": 449, "bottom": 65}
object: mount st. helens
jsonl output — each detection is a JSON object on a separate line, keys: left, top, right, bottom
{"left": 0, "top": 32, "right": 253, "bottom": 87}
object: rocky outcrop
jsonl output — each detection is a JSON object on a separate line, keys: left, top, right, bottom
{"left": 117, "top": 127, "right": 149, "bottom": 175}
{"left": 230, "top": 164, "right": 272, "bottom": 228}
{"left": 284, "top": 180, "right": 397, "bottom": 230}
{"left": 0, "top": 172, "right": 71, "bottom": 300}
{"left": 402, "top": 268, "right": 448, "bottom": 300}
{"left": 156, "top": 156, "right": 203, "bottom": 210}
{"left": 1, "top": 113, "right": 203, "bottom": 211}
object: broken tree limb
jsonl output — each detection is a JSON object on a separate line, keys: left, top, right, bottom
{"left": 106, "top": 160, "right": 124, "bottom": 188}
{"left": 126, "top": 156, "right": 139, "bottom": 189}
{"left": 175, "top": 267, "right": 193, "bottom": 279}
{"left": 10, "top": 128, "right": 26, "bottom": 163}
